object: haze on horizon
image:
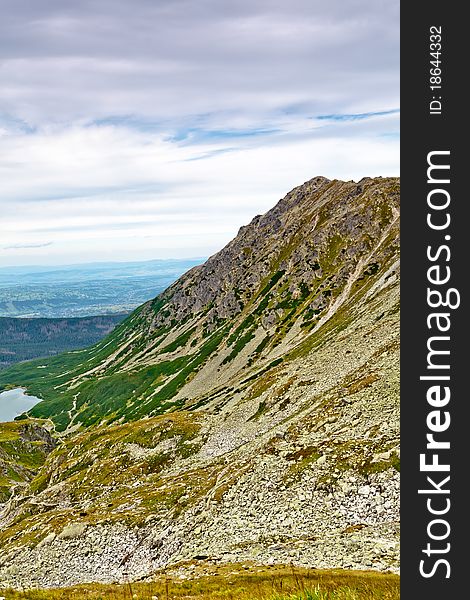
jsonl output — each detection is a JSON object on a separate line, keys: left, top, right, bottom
{"left": 0, "top": 0, "right": 399, "bottom": 268}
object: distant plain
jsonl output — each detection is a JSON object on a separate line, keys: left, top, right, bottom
{"left": 0, "top": 258, "right": 203, "bottom": 318}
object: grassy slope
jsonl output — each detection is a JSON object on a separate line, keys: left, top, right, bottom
{"left": 0, "top": 278, "right": 400, "bottom": 553}
{"left": 0, "top": 419, "right": 54, "bottom": 502}
{"left": 1, "top": 564, "right": 400, "bottom": 599}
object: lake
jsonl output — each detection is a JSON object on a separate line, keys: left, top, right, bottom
{"left": 0, "top": 388, "right": 41, "bottom": 422}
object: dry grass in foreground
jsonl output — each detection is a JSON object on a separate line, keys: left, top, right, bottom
{"left": 1, "top": 563, "right": 399, "bottom": 600}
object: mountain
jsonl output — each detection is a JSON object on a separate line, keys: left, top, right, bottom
{"left": 0, "top": 314, "right": 127, "bottom": 369}
{"left": 0, "top": 176, "right": 400, "bottom": 589}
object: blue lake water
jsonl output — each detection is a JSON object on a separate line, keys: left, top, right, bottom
{"left": 0, "top": 388, "right": 41, "bottom": 422}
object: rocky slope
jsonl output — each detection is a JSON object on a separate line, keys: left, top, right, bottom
{"left": 0, "top": 176, "right": 400, "bottom": 588}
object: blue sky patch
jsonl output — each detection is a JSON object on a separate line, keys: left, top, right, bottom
{"left": 316, "top": 109, "right": 399, "bottom": 122}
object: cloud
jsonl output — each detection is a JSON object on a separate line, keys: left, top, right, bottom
{"left": 3, "top": 242, "right": 53, "bottom": 250}
{"left": 0, "top": 117, "right": 399, "bottom": 262}
{"left": 316, "top": 109, "right": 400, "bottom": 122}
{"left": 0, "top": 0, "right": 399, "bottom": 266}
{"left": 0, "top": 0, "right": 399, "bottom": 127}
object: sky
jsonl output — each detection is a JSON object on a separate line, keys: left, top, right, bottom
{"left": 0, "top": 0, "right": 399, "bottom": 267}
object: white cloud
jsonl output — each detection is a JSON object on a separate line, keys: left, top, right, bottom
{"left": 0, "top": 0, "right": 399, "bottom": 266}
{"left": 0, "top": 116, "right": 398, "bottom": 264}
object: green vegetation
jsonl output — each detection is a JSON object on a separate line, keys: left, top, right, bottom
{"left": 254, "top": 334, "right": 271, "bottom": 355}
{"left": 0, "top": 314, "right": 227, "bottom": 429}
{"left": 227, "top": 314, "right": 255, "bottom": 345}
{"left": 258, "top": 270, "right": 286, "bottom": 298}
{"left": 222, "top": 326, "right": 256, "bottom": 364}
{"left": 0, "top": 419, "right": 53, "bottom": 501}
{"left": 160, "top": 326, "right": 197, "bottom": 354}
{"left": 153, "top": 326, "right": 229, "bottom": 407}
{"left": 64, "top": 357, "right": 190, "bottom": 425}
{"left": 0, "top": 177, "right": 400, "bottom": 590}
{"left": 0, "top": 564, "right": 400, "bottom": 599}
{"left": 248, "top": 400, "right": 267, "bottom": 420}
{"left": 0, "top": 177, "right": 399, "bottom": 445}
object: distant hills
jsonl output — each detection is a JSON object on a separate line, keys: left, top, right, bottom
{"left": 0, "top": 258, "right": 204, "bottom": 318}
{"left": 0, "top": 314, "right": 127, "bottom": 369}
